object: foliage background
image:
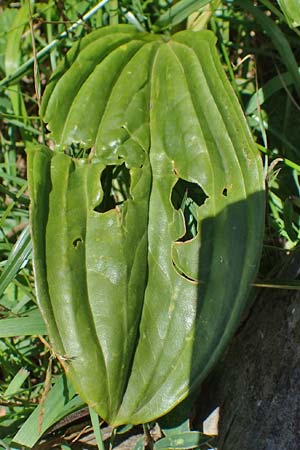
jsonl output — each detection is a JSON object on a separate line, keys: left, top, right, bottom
{"left": 1, "top": 0, "right": 300, "bottom": 448}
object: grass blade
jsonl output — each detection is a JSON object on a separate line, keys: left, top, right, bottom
{"left": 246, "top": 69, "right": 300, "bottom": 114}
{"left": 12, "top": 375, "right": 85, "bottom": 447}
{"left": 237, "top": 0, "right": 300, "bottom": 97}
{"left": 0, "top": 308, "right": 47, "bottom": 337}
{"left": 5, "top": 4, "right": 29, "bottom": 75}
{"left": 0, "top": 0, "right": 111, "bottom": 90}
{"left": 154, "top": 0, "right": 212, "bottom": 29}
{"left": 4, "top": 4, "right": 30, "bottom": 143}
{"left": 0, "top": 225, "right": 32, "bottom": 297}
{"left": 4, "top": 368, "right": 30, "bottom": 397}
{"left": 89, "top": 406, "right": 105, "bottom": 450}
{"left": 253, "top": 280, "right": 300, "bottom": 289}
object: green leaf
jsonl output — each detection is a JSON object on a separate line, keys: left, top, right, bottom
{"left": 0, "top": 8, "right": 15, "bottom": 73}
{"left": 154, "top": 0, "right": 213, "bottom": 30}
{"left": 277, "top": 0, "right": 300, "bottom": 27}
{"left": 133, "top": 436, "right": 145, "bottom": 450}
{"left": 0, "top": 309, "right": 47, "bottom": 337}
{"left": 4, "top": 368, "right": 30, "bottom": 397}
{"left": 28, "top": 25, "right": 265, "bottom": 426}
{"left": 0, "top": 225, "right": 32, "bottom": 297}
{"left": 154, "top": 431, "right": 215, "bottom": 449}
{"left": 4, "top": 4, "right": 30, "bottom": 142}
{"left": 89, "top": 406, "right": 105, "bottom": 450}
{"left": 4, "top": 4, "right": 29, "bottom": 75}
{"left": 13, "top": 375, "right": 85, "bottom": 447}
{"left": 161, "top": 418, "right": 190, "bottom": 437}
{"left": 159, "top": 397, "right": 192, "bottom": 436}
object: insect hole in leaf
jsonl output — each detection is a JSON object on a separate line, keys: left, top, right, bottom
{"left": 94, "top": 163, "right": 132, "bottom": 213}
{"left": 171, "top": 178, "right": 208, "bottom": 242}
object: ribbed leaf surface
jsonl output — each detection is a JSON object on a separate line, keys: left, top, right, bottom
{"left": 28, "top": 25, "right": 265, "bottom": 425}
{"left": 278, "top": 0, "right": 300, "bottom": 27}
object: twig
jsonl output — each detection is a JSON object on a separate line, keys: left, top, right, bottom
{"left": 143, "top": 424, "right": 154, "bottom": 450}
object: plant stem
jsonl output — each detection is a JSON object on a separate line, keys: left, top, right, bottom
{"left": 256, "top": 143, "right": 300, "bottom": 172}
{"left": 143, "top": 424, "right": 154, "bottom": 450}
{"left": 109, "top": 0, "right": 119, "bottom": 25}
{"left": 88, "top": 406, "right": 106, "bottom": 450}
{"left": 109, "top": 427, "right": 117, "bottom": 450}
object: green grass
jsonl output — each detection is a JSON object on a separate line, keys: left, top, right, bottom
{"left": 1, "top": 0, "right": 300, "bottom": 448}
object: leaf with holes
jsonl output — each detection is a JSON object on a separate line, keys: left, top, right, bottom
{"left": 27, "top": 25, "right": 265, "bottom": 426}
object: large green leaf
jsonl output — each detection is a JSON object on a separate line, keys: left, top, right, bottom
{"left": 277, "top": 0, "right": 300, "bottom": 27}
{"left": 153, "top": 0, "right": 213, "bottom": 29}
{"left": 28, "top": 25, "right": 265, "bottom": 426}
